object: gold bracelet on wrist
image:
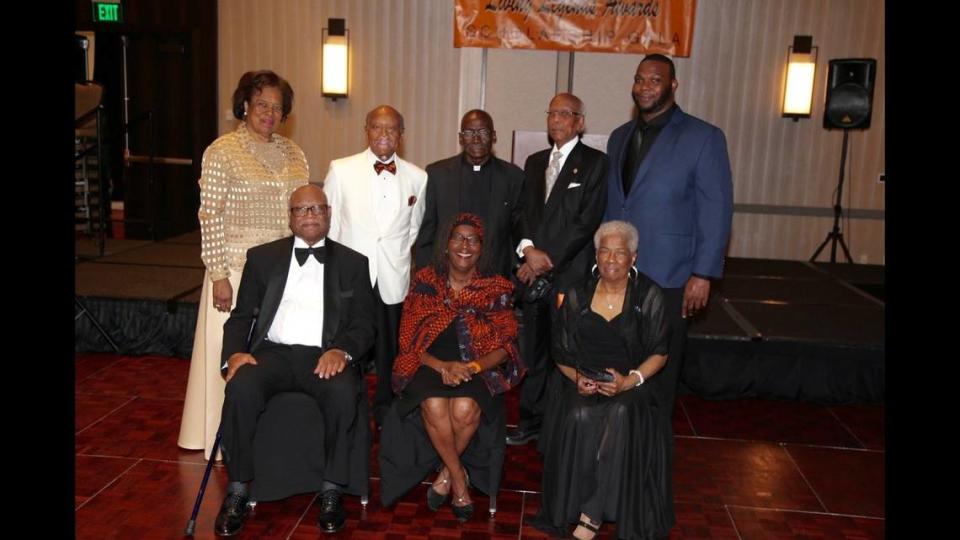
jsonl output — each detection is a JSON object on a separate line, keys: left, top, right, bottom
{"left": 467, "top": 361, "right": 482, "bottom": 374}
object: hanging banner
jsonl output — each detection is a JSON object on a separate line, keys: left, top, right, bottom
{"left": 454, "top": 0, "right": 697, "bottom": 57}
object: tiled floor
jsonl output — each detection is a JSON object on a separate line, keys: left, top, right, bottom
{"left": 75, "top": 354, "right": 885, "bottom": 539}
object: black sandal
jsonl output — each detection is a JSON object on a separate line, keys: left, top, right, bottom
{"left": 425, "top": 468, "right": 450, "bottom": 511}
{"left": 450, "top": 468, "right": 473, "bottom": 522}
{"left": 572, "top": 517, "right": 600, "bottom": 539}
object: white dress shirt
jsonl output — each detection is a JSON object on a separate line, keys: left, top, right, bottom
{"left": 266, "top": 236, "right": 326, "bottom": 347}
{"left": 371, "top": 151, "right": 402, "bottom": 235}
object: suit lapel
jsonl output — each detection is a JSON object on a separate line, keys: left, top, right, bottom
{"left": 322, "top": 240, "right": 340, "bottom": 347}
{"left": 253, "top": 237, "right": 293, "bottom": 348}
{"left": 530, "top": 152, "right": 548, "bottom": 227}
{"left": 629, "top": 110, "right": 684, "bottom": 200}
{"left": 615, "top": 119, "right": 639, "bottom": 200}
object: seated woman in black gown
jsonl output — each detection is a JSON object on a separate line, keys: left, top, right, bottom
{"left": 532, "top": 220, "right": 672, "bottom": 540}
{"left": 378, "top": 213, "right": 525, "bottom": 521}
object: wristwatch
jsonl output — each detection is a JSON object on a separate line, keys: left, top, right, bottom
{"left": 467, "top": 361, "right": 482, "bottom": 374}
{"left": 341, "top": 351, "right": 353, "bottom": 364}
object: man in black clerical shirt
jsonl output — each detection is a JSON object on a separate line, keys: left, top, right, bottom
{"left": 414, "top": 110, "right": 525, "bottom": 278}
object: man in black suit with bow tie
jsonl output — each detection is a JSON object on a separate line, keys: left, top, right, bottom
{"left": 213, "top": 184, "right": 375, "bottom": 536}
{"left": 506, "top": 93, "right": 609, "bottom": 446}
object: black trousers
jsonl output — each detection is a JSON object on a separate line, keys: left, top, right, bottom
{"left": 220, "top": 341, "right": 360, "bottom": 483}
{"left": 517, "top": 295, "right": 552, "bottom": 430}
{"left": 371, "top": 283, "right": 403, "bottom": 424}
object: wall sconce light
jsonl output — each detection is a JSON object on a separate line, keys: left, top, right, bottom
{"left": 782, "top": 35, "right": 817, "bottom": 120}
{"left": 322, "top": 18, "right": 349, "bottom": 100}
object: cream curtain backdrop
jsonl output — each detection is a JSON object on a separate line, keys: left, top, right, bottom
{"left": 217, "top": 0, "right": 884, "bottom": 263}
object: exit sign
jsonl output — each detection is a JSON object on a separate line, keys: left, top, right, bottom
{"left": 92, "top": 2, "right": 123, "bottom": 23}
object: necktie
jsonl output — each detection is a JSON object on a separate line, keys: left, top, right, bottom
{"left": 621, "top": 123, "right": 646, "bottom": 195}
{"left": 544, "top": 150, "right": 563, "bottom": 202}
{"left": 294, "top": 245, "right": 326, "bottom": 266}
{"left": 374, "top": 160, "right": 397, "bottom": 175}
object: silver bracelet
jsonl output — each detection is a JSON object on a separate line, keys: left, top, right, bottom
{"left": 629, "top": 369, "right": 645, "bottom": 386}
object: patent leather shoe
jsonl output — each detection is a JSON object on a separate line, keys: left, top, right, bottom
{"left": 213, "top": 492, "right": 250, "bottom": 537}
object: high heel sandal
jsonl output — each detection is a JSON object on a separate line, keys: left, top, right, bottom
{"left": 451, "top": 469, "right": 473, "bottom": 522}
{"left": 572, "top": 516, "right": 601, "bottom": 540}
{"left": 425, "top": 468, "right": 450, "bottom": 511}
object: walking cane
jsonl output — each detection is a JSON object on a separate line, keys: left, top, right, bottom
{"left": 184, "top": 307, "right": 258, "bottom": 536}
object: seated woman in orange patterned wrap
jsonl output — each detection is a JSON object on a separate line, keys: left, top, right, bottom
{"left": 378, "top": 212, "right": 525, "bottom": 522}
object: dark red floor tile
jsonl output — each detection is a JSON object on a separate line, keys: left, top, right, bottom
{"left": 787, "top": 445, "right": 884, "bottom": 517}
{"left": 75, "top": 455, "right": 139, "bottom": 509}
{"left": 76, "top": 353, "right": 125, "bottom": 382}
{"left": 76, "top": 460, "right": 232, "bottom": 540}
{"left": 75, "top": 397, "right": 207, "bottom": 464}
{"left": 76, "top": 393, "right": 136, "bottom": 432}
{"left": 680, "top": 395, "right": 862, "bottom": 448}
{"left": 501, "top": 440, "right": 544, "bottom": 492}
{"left": 727, "top": 506, "right": 885, "bottom": 539}
{"left": 524, "top": 489, "right": 737, "bottom": 539}
{"left": 288, "top": 479, "right": 518, "bottom": 539}
{"left": 77, "top": 355, "right": 190, "bottom": 400}
{"left": 673, "top": 400, "right": 695, "bottom": 436}
{"left": 673, "top": 437, "right": 823, "bottom": 511}
{"left": 236, "top": 492, "right": 317, "bottom": 539}
{"left": 520, "top": 492, "right": 623, "bottom": 539}
{"left": 669, "top": 502, "right": 739, "bottom": 539}
{"left": 504, "top": 386, "right": 520, "bottom": 426}
{"left": 829, "top": 404, "right": 885, "bottom": 450}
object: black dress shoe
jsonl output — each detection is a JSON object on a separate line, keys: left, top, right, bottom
{"left": 505, "top": 426, "right": 539, "bottom": 446}
{"left": 214, "top": 492, "right": 251, "bottom": 537}
{"left": 317, "top": 489, "right": 346, "bottom": 533}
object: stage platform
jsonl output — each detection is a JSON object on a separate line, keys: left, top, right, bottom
{"left": 75, "top": 233, "right": 884, "bottom": 404}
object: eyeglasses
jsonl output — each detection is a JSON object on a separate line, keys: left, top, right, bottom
{"left": 450, "top": 233, "right": 481, "bottom": 247}
{"left": 366, "top": 123, "right": 401, "bottom": 136}
{"left": 290, "top": 204, "right": 331, "bottom": 217}
{"left": 253, "top": 100, "right": 283, "bottom": 115}
{"left": 459, "top": 128, "right": 492, "bottom": 140}
{"left": 545, "top": 110, "right": 582, "bottom": 119}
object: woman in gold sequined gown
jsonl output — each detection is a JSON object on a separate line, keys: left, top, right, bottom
{"left": 178, "top": 70, "right": 309, "bottom": 459}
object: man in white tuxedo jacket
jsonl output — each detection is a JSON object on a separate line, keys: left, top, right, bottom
{"left": 323, "top": 105, "right": 428, "bottom": 424}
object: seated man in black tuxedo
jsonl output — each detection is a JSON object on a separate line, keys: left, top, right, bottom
{"left": 214, "top": 184, "right": 375, "bottom": 536}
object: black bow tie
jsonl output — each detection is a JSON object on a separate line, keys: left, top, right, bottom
{"left": 294, "top": 245, "right": 326, "bottom": 266}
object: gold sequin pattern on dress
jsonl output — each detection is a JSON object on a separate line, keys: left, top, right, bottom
{"left": 198, "top": 123, "right": 309, "bottom": 281}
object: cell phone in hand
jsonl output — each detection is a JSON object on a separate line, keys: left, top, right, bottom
{"left": 577, "top": 365, "right": 614, "bottom": 382}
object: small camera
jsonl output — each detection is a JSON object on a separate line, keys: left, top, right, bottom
{"left": 521, "top": 271, "right": 555, "bottom": 304}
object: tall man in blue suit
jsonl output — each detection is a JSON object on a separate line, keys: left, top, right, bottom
{"left": 604, "top": 54, "right": 733, "bottom": 411}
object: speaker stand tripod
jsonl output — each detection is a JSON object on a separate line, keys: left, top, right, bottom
{"left": 810, "top": 129, "right": 855, "bottom": 264}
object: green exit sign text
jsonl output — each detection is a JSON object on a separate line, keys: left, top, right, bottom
{"left": 92, "top": 2, "right": 123, "bottom": 23}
